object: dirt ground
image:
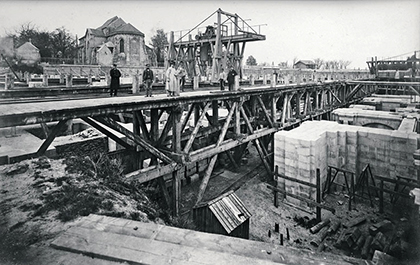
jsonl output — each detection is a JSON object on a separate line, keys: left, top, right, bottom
{"left": 0, "top": 155, "right": 162, "bottom": 265}
{"left": 180, "top": 145, "right": 420, "bottom": 264}
{"left": 1, "top": 144, "right": 420, "bottom": 264}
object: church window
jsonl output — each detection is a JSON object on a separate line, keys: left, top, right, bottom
{"left": 120, "top": 39, "right": 125, "bottom": 53}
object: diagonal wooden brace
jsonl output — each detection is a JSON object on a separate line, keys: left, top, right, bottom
{"left": 195, "top": 102, "right": 237, "bottom": 204}
{"left": 94, "top": 116, "right": 174, "bottom": 164}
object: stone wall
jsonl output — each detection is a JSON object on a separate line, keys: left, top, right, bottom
{"left": 331, "top": 108, "right": 404, "bottom": 130}
{"left": 274, "top": 121, "right": 419, "bottom": 208}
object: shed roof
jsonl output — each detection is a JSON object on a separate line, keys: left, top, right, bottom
{"left": 196, "top": 191, "right": 252, "bottom": 234}
{"left": 295, "top": 60, "right": 315, "bottom": 65}
{"left": 16, "top": 41, "right": 39, "bottom": 52}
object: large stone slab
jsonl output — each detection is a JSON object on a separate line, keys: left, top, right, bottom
{"left": 274, "top": 120, "right": 419, "bottom": 209}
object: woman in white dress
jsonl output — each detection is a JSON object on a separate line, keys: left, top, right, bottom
{"left": 165, "top": 61, "right": 178, "bottom": 96}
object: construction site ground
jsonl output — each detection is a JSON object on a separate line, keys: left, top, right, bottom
{"left": 1, "top": 138, "right": 420, "bottom": 264}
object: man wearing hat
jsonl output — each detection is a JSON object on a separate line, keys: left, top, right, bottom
{"left": 142, "top": 63, "right": 154, "bottom": 97}
{"left": 109, "top": 63, "right": 121, "bottom": 96}
{"left": 227, "top": 65, "right": 238, "bottom": 91}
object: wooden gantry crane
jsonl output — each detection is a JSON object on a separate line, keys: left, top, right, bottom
{"left": 166, "top": 8, "right": 266, "bottom": 82}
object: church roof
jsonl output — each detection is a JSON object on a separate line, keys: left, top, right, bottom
{"left": 98, "top": 16, "right": 126, "bottom": 31}
{"left": 108, "top": 23, "right": 144, "bottom": 37}
{"left": 86, "top": 28, "right": 106, "bottom": 37}
{"left": 92, "top": 16, "right": 144, "bottom": 37}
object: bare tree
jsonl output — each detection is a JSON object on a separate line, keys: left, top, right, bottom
{"left": 313, "top": 58, "right": 324, "bottom": 69}
{"left": 342, "top": 60, "right": 352, "bottom": 69}
{"left": 292, "top": 57, "right": 298, "bottom": 68}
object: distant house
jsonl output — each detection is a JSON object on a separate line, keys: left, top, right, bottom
{"left": 15, "top": 40, "right": 41, "bottom": 65}
{"left": 77, "top": 16, "right": 156, "bottom": 67}
{"left": 192, "top": 191, "right": 252, "bottom": 239}
{"left": 294, "top": 60, "right": 316, "bottom": 69}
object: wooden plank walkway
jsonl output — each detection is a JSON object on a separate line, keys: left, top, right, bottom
{"left": 0, "top": 88, "right": 254, "bottom": 128}
{"left": 50, "top": 214, "right": 366, "bottom": 265}
{"left": 0, "top": 81, "right": 340, "bottom": 129}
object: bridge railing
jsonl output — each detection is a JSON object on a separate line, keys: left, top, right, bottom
{"left": 0, "top": 73, "right": 14, "bottom": 90}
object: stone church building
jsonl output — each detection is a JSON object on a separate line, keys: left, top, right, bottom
{"left": 77, "top": 16, "right": 156, "bottom": 67}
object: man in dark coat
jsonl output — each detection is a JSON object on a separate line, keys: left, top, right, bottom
{"left": 227, "top": 66, "right": 238, "bottom": 91}
{"left": 142, "top": 63, "right": 154, "bottom": 97}
{"left": 110, "top": 64, "right": 121, "bottom": 96}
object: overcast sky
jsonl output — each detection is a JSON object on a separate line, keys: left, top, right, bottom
{"left": 1, "top": 0, "right": 419, "bottom": 69}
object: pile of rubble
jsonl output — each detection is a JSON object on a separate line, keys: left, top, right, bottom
{"left": 292, "top": 212, "right": 419, "bottom": 264}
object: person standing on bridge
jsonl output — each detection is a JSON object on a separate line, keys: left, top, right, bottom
{"left": 227, "top": 66, "right": 238, "bottom": 91}
{"left": 166, "top": 61, "right": 178, "bottom": 97}
{"left": 109, "top": 64, "right": 121, "bottom": 96}
{"left": 177, "top": 62, "right": 186, "bottom": 92}
{"left": 219, "top": 68, "right": 226, "bottom": 91}
{"left": 142, "top": 63, "right": 154, "bottom": 97}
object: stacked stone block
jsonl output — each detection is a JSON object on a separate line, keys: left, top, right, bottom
{"left": 274, "top": 121, "right": 418, "bottom": 209}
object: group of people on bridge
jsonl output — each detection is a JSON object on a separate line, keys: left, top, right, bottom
{"left": 109, "top": 63, "right": 157, "bottom": 97}
{"left": 109, "top": 61, "right": 238, "bottom": 97}
{"left": 165, "top": 61, "right": 187, "bottom": 97}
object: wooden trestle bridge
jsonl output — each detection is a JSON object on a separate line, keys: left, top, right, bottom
{"left": 0, "top": 80, "right": 418, "bottom": 216}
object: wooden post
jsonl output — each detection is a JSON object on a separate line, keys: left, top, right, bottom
{"left": 42, "top": 74, "right": 48, "bottom": 87}
{"left": 149, "top": 109, "right": 171, "bottom": 209}
{"left": 271, "top": 95, "right": 277, "bottom": 168}
{"left": 132, "top": 111, "right": 141, "bottom": 170}
{"left": 193, "top": 76, "right": 199, "bottom": 90}
{"left": 316, "top": 168, "right": 322, "bottom": 222}
{"left": 3, "top": 74, "right": 8, "bottom": 90}
{"left": 274, "top": 167, "right": 279, "bottom": 207}
{"left": 235, "top": 100, "right": 241, "bottom": 136}
{"left": 194, "top": 103, "right": 200, "bottom": 125}
{"left": 212, "top": 100, "right": 218, "bottom": 125}
{"left": 351, "top": 172, "right": 355, "bottom": 205}
{"left": 379, "top": 179, "right": 384, "bottom": 213}
{"left": 271, "top": 95, "right": 277, "bottom": 124}
{"left": 88, "top": 70, "right": 93, "bottom": 85}
{"left": 172, "top": 106, "right": 182, "bottom": 216}
{"left": 25, "top": 72, "right": 31, "bottom": 84}
{"left": 234, "top": 75, "right": 240, "bottom": 91}
{"left": 132, "top": 73, "right": 139, "bottom": 94}
{"left": 281, "top": 93, "right": 288, "bottom": 125}
{"left": 66, "top": 74, "right": 73, "bottom": 88}
{"left": 105, "top": 73, "right": 110, "bottom": 86}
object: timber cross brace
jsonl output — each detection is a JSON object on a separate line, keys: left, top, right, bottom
{"left": 2, "top": 81, "right": 378, "bottom": 216}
